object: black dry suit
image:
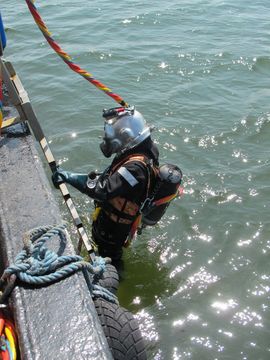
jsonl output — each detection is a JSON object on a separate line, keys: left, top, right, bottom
{"left": 85, "top": 137, "right": 159, "bottom": 261}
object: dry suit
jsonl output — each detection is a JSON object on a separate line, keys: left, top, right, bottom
{"left": 52, "top": 137, "right": 159, "bottom": 261}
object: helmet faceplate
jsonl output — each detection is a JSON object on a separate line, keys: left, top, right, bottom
{"left": 100, "top": 106, "right": 151, "bottom": 157}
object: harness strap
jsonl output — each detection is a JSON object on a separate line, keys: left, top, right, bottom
{"left": 122, "top": 156, "right": 153, "bottom": 242}
{"left": 102, "top": 202, "right": 135, "bottom": 221}
{"left": 124, "top": 214, "right": 143, "bottom": 248}
{"left": 153, "top": 185, "right": 183, "bottom": 207}
{"left": 108, "top": 154, "right": 155, "bottom": 243}
{"left": 126, "top": 183, "right": 184, "bottom": 245}
{"left": 123, "top": 156, "right": 154, "bottom": 244}
{"left": 110, "top": 153, "right": 153, "bottom": 174}
{"left": 108, "top": 154, "right": 154, "bottom": 223}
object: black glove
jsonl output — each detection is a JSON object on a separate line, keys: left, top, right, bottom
{"left": 52, "top": 167, "right": 89, "bottom": 193}
{"left": 51, "top": 167, "right": 69, "bottom": 188}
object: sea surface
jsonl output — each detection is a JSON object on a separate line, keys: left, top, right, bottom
{"left": 2, "top": 1, "right": 270, "bottom": 359}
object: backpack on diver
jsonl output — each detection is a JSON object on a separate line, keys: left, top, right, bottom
{"left": 141, "top": 163, "right": 183, "bottom": 226}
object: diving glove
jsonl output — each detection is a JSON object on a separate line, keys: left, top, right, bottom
{"left": 52, "top": 167, "right": 88, "bottom": 193}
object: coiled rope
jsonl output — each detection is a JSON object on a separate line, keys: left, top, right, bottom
{"left": 25, "top": 0, "right": 128, "bottom": 107}
{"left": 0, "top": 224, "right": 118, "bottom": 304}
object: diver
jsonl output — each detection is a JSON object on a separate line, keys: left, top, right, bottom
{"left": 52, "top": 106, "right": 182, "bottom": 264}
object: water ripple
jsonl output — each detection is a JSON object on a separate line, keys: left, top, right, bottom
{"left": 173, "top": 266, "right": 220, "bottom": 298}
{"left": 231, "top": 307, "right": 263, "bottom": 328}
{"left": 135, "top": 309, "right": 159, "bottom": 343}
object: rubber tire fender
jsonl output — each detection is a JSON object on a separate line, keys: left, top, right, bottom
{"left": 94, "top": 297, "right": 147, "bottom": 360}
{"left": 98, "top": 264, "right": 119, "bottom": 294}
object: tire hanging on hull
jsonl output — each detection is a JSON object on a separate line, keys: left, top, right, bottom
{"left": 94, "top": 298, "right": 147, "bottom": 360}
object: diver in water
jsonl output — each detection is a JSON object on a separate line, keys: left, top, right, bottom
{"left": 52, "top": 106, "right": 182, "bottom": 264}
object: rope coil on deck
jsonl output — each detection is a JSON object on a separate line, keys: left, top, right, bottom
{"left": 0, "top": 224, "right": 118, "bottom": 304}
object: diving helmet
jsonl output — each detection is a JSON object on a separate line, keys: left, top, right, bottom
{"left": 100, "top": 106, "right": 151, "bottom": 157}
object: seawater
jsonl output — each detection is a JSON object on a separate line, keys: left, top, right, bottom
{"left": 2, "top": 1, "right": 270, "bottom": 359}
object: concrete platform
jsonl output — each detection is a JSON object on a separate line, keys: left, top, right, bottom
{"left": 0, "top": 90, "right": 112, "bottom": 359}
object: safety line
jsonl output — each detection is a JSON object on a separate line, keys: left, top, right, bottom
{"left": 25, "top": 0, "right": 128, "bottom": 107}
